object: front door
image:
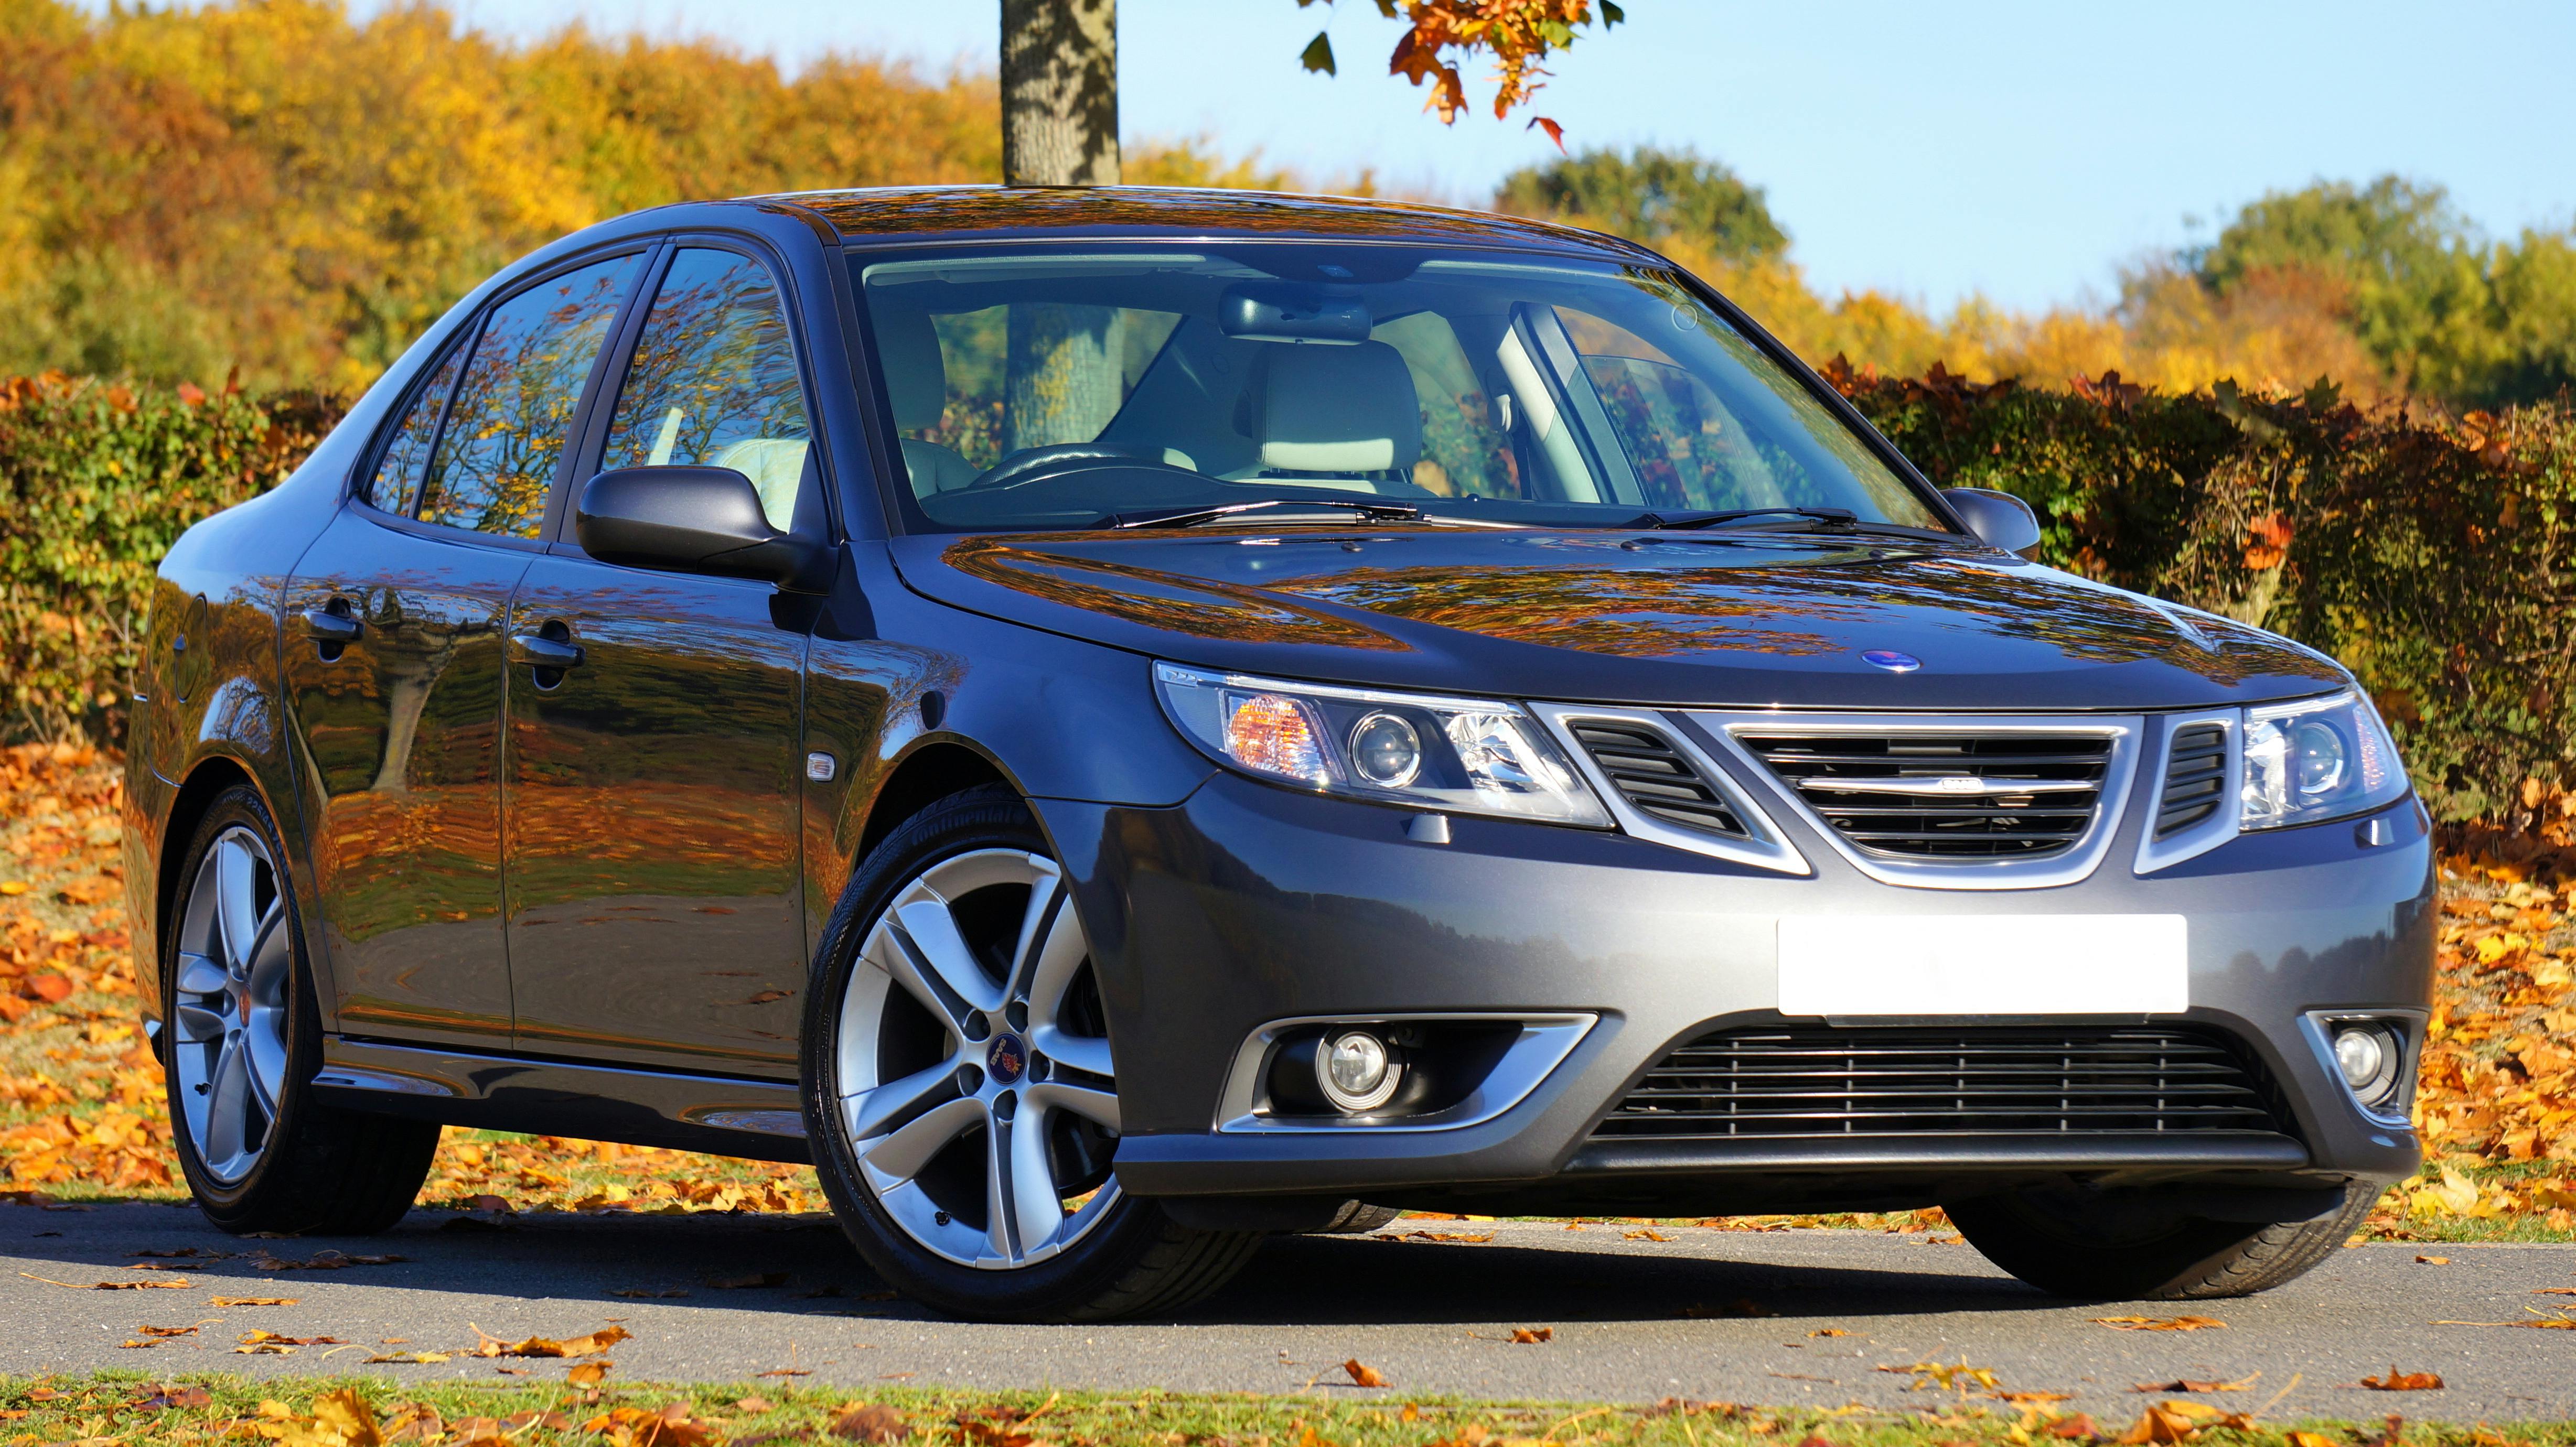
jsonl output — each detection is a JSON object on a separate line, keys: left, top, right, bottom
{"left": 502, "top": 246, "right": 819, "bottom": 1076}
{"left": 284, "top": 252, "right": 643, "bottom": 1044}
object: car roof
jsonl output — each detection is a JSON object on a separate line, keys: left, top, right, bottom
{"left": 739, "top": 184, "right": 1644, "bottom": 258}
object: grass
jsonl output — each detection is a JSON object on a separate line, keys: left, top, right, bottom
{"left": 3, "top": 1375, "right": 2573, "bottom": 1447}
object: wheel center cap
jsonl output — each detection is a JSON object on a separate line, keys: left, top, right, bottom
{"left": 985, "top": 1032, "right": 1028, "bottom": 1087}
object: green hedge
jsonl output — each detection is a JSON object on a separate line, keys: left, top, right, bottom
{"left": 2, "top": 366, "right": 2567, "bottom": 824}
{"left": 0, "top": 374, "right": 341, "bottom": 739}
{"left": 1833, "top": 364, "right": 2574, "bottom": 823}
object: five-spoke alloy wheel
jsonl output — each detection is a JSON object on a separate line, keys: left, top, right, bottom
{"left": 171, "top": 823, "right": 293, "bottom": 1184}
{"left": 837, "top": 846, "right": 1124, "bottom": 1268}
{"left": 162, "top": 785, "right": 440, "bottom": 1235}
{"left": 804, "top": 784, "right": 1262, "bottom": 1322}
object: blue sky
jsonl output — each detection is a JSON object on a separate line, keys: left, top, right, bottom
{"left": 377, "top": 1, "right": 2576, "bottom": 313}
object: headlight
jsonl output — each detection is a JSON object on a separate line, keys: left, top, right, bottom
{"left": 2239, "top": 690, "right": 2407, "bottom": 829}
{"left": 1154, "top": 662, "right": 1612, "bottom": 826}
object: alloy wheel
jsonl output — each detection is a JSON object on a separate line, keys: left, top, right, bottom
{"left": 172, "top": 825, "right": 293, "bottom": 1185}
{"left": 833, "top": 848, "right": 1122, "bottom": 1269}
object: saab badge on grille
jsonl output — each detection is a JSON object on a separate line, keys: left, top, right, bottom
{"left": 1860, "top": 650, "right": 1922, "bottom": 673}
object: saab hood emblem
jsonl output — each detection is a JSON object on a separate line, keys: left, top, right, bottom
{"left": 1861, "top": 650, "right": 1922, "bottom": 673}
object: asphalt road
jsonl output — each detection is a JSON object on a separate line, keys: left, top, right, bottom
{"left": 5, "top": 1203, "right": 2572, "bottom": 1420}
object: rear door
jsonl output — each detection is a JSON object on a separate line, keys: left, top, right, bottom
{"left": 284, "top": 252, "right": 645, "bottom": 1044}
{"left": 501, "top": 244, "right": 821, "bottom": 1076}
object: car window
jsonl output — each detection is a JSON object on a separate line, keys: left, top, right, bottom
{"left": 417, "top": 254, "right": 641, "bottom": 538}
{"left": 853, "top": 246, "right": 1945, "bottom": 533}
{"left": 600, "top": 248, "right": 813, "bottom": 532}
{"left": 364, "top": 345, "right": 465, "bottom": 517}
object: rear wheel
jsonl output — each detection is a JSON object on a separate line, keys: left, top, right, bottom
{"left": 1945, "top": 1182, "right": 2377, "bottom": 1299}
{"left": 163, "top": 785, "right": 438, "bottom": 1234}
{"left": 802, "top": 785, "right": 1262, "bottom": 1322}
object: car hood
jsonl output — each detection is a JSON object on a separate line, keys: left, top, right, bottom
{"left": 888, "top": 528, "right": 2346, "bottom": 711}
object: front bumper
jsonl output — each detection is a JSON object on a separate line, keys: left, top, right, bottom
{"left": 1046, "top": 743, "right": 2436, "bottom": 1215}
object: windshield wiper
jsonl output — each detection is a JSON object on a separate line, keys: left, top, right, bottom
{"left": 1639, "top": 506, "right": 1858, "bottom": 531}
{"left": 1111, "top": 498, "right": 1424, "bottom": 529}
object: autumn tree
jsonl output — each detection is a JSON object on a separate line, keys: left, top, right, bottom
{"left": 1495, "top": 145, "right": 1785, "bottom": 261}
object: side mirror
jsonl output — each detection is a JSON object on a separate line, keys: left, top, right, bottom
{"left": 1941, "top": 487, "right": 2043, "bottom": 555}
{"left": 576, "top": 466, "right": 827, "bottom": 590}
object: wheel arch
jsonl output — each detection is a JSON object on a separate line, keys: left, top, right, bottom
{"left": 148, "top": 754, "right": 277, "bottom": 1048}
{"left": 853, "top": 739, "right": 1015, "bottom": 866}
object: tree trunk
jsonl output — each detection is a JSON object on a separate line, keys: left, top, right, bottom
{"left": 1000, "top": 0, "right": 1119, "bottom": 186}
{"left": 1004, "top": 304, "right": 1126, "bottom": 452}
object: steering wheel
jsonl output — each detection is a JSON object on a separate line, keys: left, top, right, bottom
{"left": 962, "top": 442, "right": 1153, "bottom": 492}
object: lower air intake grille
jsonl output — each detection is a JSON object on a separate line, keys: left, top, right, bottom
{"left": 1596, "top": 1027, "right": 2289, "bottom": 1139}
{"left": 2156, "top": 723, "right": 2230, "bottom": 838}
{"left": 1739, "top": 730, "right": 2113, "bottom": 859}
{"left": 1569, "top": 720, "right": 1746, "bottom": 838}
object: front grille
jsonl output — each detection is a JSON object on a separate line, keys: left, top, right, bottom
{"left": 1596, "top": 1027, "right": 2288, "bottom": 1139}
{"left": 2155, "top": 723, "right": 2229, "bottom": 838}
{"left": 1739, "top": 730, "right": 2113, "bottom": 859}
{"left": 1569, "top": 720, "right": 1746, "bottom": 838}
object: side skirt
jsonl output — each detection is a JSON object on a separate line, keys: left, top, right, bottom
{"left": 313, "top": 1038, "right": 811, "bottom": 1164}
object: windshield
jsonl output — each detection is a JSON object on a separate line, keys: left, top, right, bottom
{"left": 851, "top": 243, "right": 1947, "bottom": 534}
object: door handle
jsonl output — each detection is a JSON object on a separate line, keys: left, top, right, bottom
{"left": 509, "top": 634, "right": 585, "bottom": 670}
{"left": 304, "top": 606, "right": 363, "bottom": 642}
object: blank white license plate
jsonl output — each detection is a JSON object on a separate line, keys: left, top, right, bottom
{"left": 1776, "top": 914, "right": 2188, "bottom": 1017}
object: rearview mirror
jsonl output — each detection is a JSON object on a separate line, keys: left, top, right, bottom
{"left": 1941, "top": 487, "right": 2043, "bottom": 555}
{"left": 576, "top": 466, "right": 827, "bottom": 590}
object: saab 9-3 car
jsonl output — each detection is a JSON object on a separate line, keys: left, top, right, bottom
{"left": 124, "top": 187, "right": 2432, "bottom": 1322}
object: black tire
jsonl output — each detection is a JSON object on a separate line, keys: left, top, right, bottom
{"left": 162, "top": 784, "right": 439, "bottom": 1235}
{"left": 1945, "top": 1182, "right": 2377, "bottom": 1299}
{"left": 1305, "top": 1202, "right": 1404, "bottom": 1235}
{"left": 800, "top": 784, "right": 1263, "bottom": 1322}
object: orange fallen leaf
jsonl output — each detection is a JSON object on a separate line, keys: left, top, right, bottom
{"left": 830, "top": 1403, "right": 910, "bottom": 1442}
{"left": 567, "top": 1362, "right": 610, "bottom": 1386}
{"left": 1623, "top": 1229, "right": 1672, "bottom": 1242}
{"left": 1807, "top": 1328, "right": 1851, "bottom": 1338}
{"left": 2359, "top": 1367, "right": 2444, "bottom": 1390}
{"left": 2045, "top": 1413, "right": 2100, "bottom": 1440}
{"left": 1508, "top": 1327, "right": 1552, "bottom": 1343}
{"left": 212, "top": 1297, "right": 297, "bottom": 1307}
{"left": 470, "top": 1323, "right": 631, "bottom": 1358}
{"left": 2130, "top": 1375, "right": 2255, "bottom": 1393}
{"left": 2416, "top": 1255, "right": 2450, "bottom": 1265}
{"left": 1344, "top": 1358, "right": 1388, "bottom": 1387}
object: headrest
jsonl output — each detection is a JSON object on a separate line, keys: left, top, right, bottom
{"left": 1257, "top": 341, "right": 1420, "bottom": 473}
{"left": 874, "top": 309, "right": 947, "bottom": 431}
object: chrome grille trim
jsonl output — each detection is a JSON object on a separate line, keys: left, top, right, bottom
{"left": 1532, "top": 704, "right": 1809, "bottom": 877}
{"left": 1691, "top": 710, "right": 2142, "bottom": 891}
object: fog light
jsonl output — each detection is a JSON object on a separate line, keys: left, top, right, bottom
{"left": 2331, "top": 1022, "right": 2402, "bottom": 1111}
{"left": 1319, "top": 1030, "right": 1401, "bottom": 1113}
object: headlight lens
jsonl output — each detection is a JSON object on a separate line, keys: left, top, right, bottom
{"left": 1154, "top": 662, "right": 1611, "bottom": 826}
{"left": 2240, "top": 690, "right": 2406, "bottom": 829}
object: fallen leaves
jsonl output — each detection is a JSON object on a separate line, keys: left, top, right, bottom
{"left": 213, "top": 1295, "right": 298, "bottom": 1307}
{"left": 19, "top": 1270, "right": 189, "bottom": 1289}
{"left": 251, "top": 1248, "right": 406, "bottom": 1271}
{"left": 1343, "top": 1358, "right": 1388, "bottom": 1388}
{"left": 2117, "top": 1399, "right": 2256, "bottom": 1443}
{"left": 1876, "top": 1359, "right": 1999, "bottom": 1392}
{"left": 1372, "top": 1230, "right": 1493, "bottom": 1244}
{"left": 2414, "top": 1255, "right": 2450, "bottom": 1265}
{"left": 117, "top": 1321, "right": 207, "bottom": 1347}
{"left": 469, "top": 1324, "right": 632, "bottom": 1359}
{"left": 2091, "top": 1315, "right": 2226, "bottom": 1332}
{"left": 567, "top": 1362, "right": 612, "bottom": 1386}
{"left": 2357, "top": 1367, "right": 2445, "bottom": 1390}
{"left": 830, "top": 1403, "right": 910, "bottom": 1443}
{"left": 236, "top": 1329, "right": 346, "bottom": 1354}
{"left": 1507, "top": 1327, "right": 1552, "bottom": 1343}
{"left": 1622, "top": 1228, "right": 1672, "bottom": 1242}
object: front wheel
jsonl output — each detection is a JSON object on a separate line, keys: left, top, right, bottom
{"left": 801, "top": 785, "right": 1262, "bottom": 1322}
{"left": 163, "top": 784, "right": 438, "bottom": 1234}
{"left": 1945, "top": 1182, "right": 2377, "bottom": 1299}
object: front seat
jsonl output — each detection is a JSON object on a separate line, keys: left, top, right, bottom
{"left": 1244, "top": 340, "right": 1422, "bottom": 490}
{"left": 876, "top": 309, "right": 978, "bottom": 497}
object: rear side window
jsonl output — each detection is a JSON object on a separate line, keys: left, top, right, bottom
{"left": 366, "top": 347, "right": 464, "bottom": 516}
{"left": 599, "top": 249, "right": 813, "bottom": 532}
{"left": 418, "top": 254, "right": 641, "bottom": 538}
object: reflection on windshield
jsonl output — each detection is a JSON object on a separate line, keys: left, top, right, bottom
{"left": 853, "top": 246, "right": 1946, "bottom": 535}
